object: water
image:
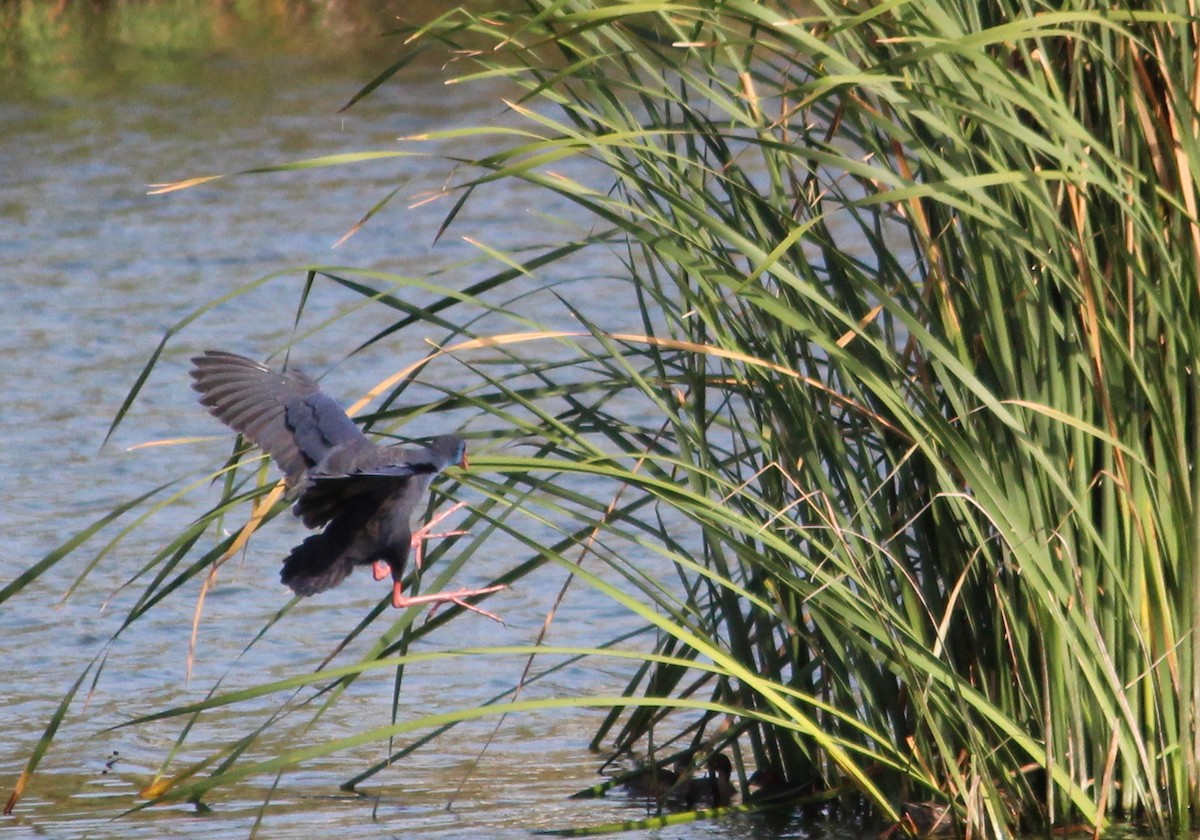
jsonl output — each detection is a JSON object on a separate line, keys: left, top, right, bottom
{"left": 0, "top": 6, "right": 832, "bottom": 839}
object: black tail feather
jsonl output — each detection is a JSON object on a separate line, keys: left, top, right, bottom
{"left": 280, "top": 531, "right": 356, "bottom": 596}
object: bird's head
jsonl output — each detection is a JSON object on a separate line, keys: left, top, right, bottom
{"left": 429, "top": 434, "right": 468, "bottom": 471}
{"left": 707, "top": 753, "right": 732, "bottom": 780}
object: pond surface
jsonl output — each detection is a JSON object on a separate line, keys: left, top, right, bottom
{"left": 0, "top": 4, "right": 840, "bottom": 839}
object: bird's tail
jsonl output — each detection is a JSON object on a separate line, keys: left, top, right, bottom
{"left": 280, "top": 530, "right": 358, "bottom": 596}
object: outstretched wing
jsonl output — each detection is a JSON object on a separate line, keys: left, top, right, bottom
{"left": 190, "top": 350, "right": 369, "bottom": 488}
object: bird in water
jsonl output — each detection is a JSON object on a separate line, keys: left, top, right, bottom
{"left": 620, "top": 760, "right": 683, "bottom": 801}
{"left": 685, "top": 753, "right": 735, "bottom": 808}
{"left": 621, "top": 753, "right": 735, "bottom": 809}
{"left": 189, "top": 350, "right": 505, "bottom": 620}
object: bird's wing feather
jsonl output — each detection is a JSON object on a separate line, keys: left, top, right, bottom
{"left": 294, "top": 467, "right": 435, "bottom": 528}
{"left": 292, "top": 474, "right": 401, "bottom": 528}
{"left": 310, "top": 442, "right": 444, "bottom": 479}
{"left": 190, "top": 350, "right": 369, "bottom": 487}
{"left": 314, "top": 462, "right": 426, "bottom": 479}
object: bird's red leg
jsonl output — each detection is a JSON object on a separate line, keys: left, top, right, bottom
{"left": 391, "top": 580, "right": 508, "bottom": 623}
{"left": 375, "top": 501, "right": 467, "bottom": 583}
{"left": 383, "top": 501, "right": 506, "bottom": 622}
{"left": 409, "top": 501, "right": 469, "bottom": 571}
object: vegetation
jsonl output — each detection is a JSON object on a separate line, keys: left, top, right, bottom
{"left": 8, "top": 1, "right": 1200, "bottom": 837}
{"left": 0, "top": 0, "right": 408, "bottom": 92}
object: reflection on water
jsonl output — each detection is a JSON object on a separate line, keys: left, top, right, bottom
{"left": 0, "top": 6, "right": 810, "bottom": 840}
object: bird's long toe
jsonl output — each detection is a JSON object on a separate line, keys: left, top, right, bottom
{"left": 390, "top": 584, "right": 508, "bottom": 624}
{"left": 408, "top": 501, "right": 470, "bottom": 571}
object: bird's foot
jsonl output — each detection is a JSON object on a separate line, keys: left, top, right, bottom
{"left": 410, "top": 501, "right": 469, "bottom": 571}
{"left": 391, "top": 581, "right": 508, "bottom": 624}
{"left": 372, "top": 559, "right": 390, "bottom": 581}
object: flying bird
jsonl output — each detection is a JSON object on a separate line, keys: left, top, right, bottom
{"left": 189, "top": 350, "right": 503, "bottom": 620}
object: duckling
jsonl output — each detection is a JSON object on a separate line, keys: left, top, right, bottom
{"left": 746, "top": 763, "right": 825, "bottom": 811}
{"left": 684, "top": 753, "right": 735, "bottom": 808}
{"left": 620, "top": 761, "right": 682, "bottom": 800}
